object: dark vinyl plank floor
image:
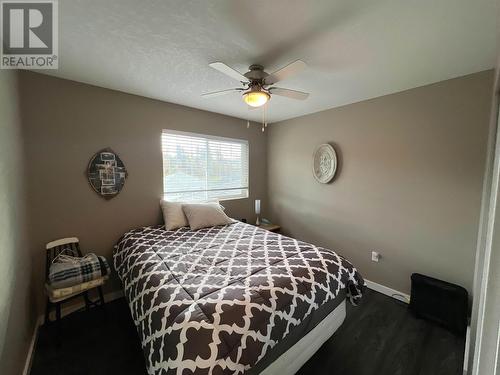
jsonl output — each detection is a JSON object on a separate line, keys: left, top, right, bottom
{"left": 297, "top": 290, "right": 465, "bottom": 375}
{"left": 30, "top": 289, "right": 465, "bottom": 375}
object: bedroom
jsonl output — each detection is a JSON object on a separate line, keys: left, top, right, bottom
{"left": 0, "top": 1, "right": 499, "bottom": 375}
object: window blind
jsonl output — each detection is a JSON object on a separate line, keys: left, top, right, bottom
{"left": 162, "top": 130, "right": 249, "bottom": 201}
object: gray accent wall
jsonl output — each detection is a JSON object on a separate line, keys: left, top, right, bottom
{"left": 19, "top": 72, "right": 268, "bottom": 313}
{"left": 0, "top": 72, "right": 36, "bottom": 374}
{"left": 267, "top": 71, "right": 494, "bottom": 295}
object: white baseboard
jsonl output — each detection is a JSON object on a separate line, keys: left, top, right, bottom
{"left": 365, "top": 279, "right": 410, "bottom": 303}
{"left": 23, "top": 289, "right": 124, "bottom": 375}
{"left": 22, "top": 316, "right": 43, "bottom": 375}
{"left": 463, "top": 325, "right": 471, "bottom": 374}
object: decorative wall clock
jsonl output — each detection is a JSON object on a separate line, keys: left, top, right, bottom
{"left": 87, "top": 148, "right": 128, "bottom": 199}
{"left": 312, "top": 143, "right": 337, "bottom": 184}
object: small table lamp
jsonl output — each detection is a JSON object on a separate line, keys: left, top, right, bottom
{"left": 255, "top": 199, "right": 261, "bottom": 226}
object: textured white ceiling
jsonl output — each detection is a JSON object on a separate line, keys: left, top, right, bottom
{"left": 42, "top": 0, "right": 497, "bottom": 123}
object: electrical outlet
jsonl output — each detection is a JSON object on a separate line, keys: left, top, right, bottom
{"left": 371, "top": 251, "right": 380, "bottom": 262}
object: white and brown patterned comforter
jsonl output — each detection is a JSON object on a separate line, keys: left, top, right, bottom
{"left": 113, "top": 221, "right": 364, "bottom": 375}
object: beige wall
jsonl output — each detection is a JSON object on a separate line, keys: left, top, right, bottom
{"left": 19, "top": 72, "right": 267, "bottom": 312}
{"left": 0, "top": 72, "right": 36, "bottom": 374}
{"left": 267, "top": 70, "right": 493, "bottom": 295}
{"left": 17, "top": 69, "right": 493, "bottom": 320}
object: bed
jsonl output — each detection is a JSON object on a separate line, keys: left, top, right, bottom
{"left": 113, "top": 221, "right": 364, "bottom": 374}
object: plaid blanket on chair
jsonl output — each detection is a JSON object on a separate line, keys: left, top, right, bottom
{"left": 48, "top": 253, "right": 110, "bottom": 289}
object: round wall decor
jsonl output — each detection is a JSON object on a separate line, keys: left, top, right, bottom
{"left": 312, "top": 143, "right": 337, "bottom": 184}
{"left": 87, "top": 148, "right": 128, "bottom": 199}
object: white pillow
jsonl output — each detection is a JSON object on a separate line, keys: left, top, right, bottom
{"left": 182, "top": 203, "right": 233, "bottom": 230}
{"left": 160, "top": 200, "right": 188, "bottom": 231}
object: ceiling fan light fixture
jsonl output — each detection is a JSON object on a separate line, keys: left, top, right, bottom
{"left": 243, "top": 90, "right": 270, "bottom": 107}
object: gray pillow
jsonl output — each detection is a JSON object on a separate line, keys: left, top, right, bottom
{"left": 182, "top": 203, "right": 233, "bottom": 230}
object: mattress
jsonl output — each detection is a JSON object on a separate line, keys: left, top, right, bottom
{"left": 113, "top": 221, "right": 364, "bottom": 374}
{"left": 260, "top": 300, "right": 346, "bottom": 375}
{"left": 248, "top": 293, "right": 346, "bottom": 374}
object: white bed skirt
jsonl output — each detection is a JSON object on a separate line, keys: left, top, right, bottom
{"left": 260, "top": 300, "right": 347, "bottom": 375}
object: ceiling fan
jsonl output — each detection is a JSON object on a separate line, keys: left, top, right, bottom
{"left": 202, "top": 60, "right": 309, "bottom": 108}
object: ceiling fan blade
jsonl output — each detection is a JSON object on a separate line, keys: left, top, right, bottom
{"left": 201, "top": 88, "right": 243, "bottom": 98}
{"left": 269, "top": 87, "right": 309, "bottom": 100}
{"left": 209, "top": 62, "right": 250, "bottom": 83}
{"left": 264, "top": 60, "right": 307, "bottom": 85}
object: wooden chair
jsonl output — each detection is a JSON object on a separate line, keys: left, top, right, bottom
{"left": 45, "top": 237, "right": 107, "bottom": 324}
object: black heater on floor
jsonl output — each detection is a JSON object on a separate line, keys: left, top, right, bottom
{"left": 409, "top": 273, "right": 468, "bottom": 336}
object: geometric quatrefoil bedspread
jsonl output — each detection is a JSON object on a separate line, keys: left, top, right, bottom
{"left": 113, "top": 221, "right": 365, "bottom": 374}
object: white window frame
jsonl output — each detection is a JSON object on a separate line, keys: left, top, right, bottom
{"left": 161, "top": 129, "right": 249, "bottom": 202}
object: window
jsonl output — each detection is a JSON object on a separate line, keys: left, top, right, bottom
{"left": 162, "top": 130, "right": 249, "bottom": 201}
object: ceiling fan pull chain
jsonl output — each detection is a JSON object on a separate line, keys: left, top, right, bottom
{"left": 264, "top": 102, "right": 269, "bottom": 128}
{"left": 246, "top": 104, "right": 251, "bottom": 129}
{"left": 262, "top": 103, "right": 266, "bottom": 132}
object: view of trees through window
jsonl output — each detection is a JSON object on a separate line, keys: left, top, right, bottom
{"left": 162, "top": 131, "right": 249, "bottom": 201}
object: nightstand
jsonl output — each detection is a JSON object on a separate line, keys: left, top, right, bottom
{"left": 258, "top": 223, "right": 281, "bottom": 233}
